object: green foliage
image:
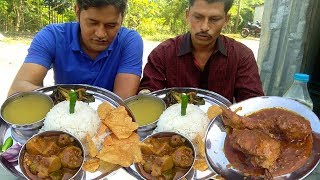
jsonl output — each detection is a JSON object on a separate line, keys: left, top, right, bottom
{"left": 125, "top": 0, "right": 264, "bottom": 39}
{"left": 236, "top": 0, "right": 264, "bottom": 31}
{"left": 0, "top": 0, "right": 264, "bottom": 40}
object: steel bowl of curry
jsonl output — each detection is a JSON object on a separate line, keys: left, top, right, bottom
{"left": 0, "top": 91, "right": 54, "bottom": 130}
{"left": 18, "top": 130, "right": 85, "bottom": 180}
{"left": 135, "top": 131, "right": 196, "bottom": 180}
{"left": 124, "top": 94, "right": 166, "bottom": 138}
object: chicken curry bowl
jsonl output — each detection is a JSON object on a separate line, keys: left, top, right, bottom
{"left": 135, "top": 132, "right": 196, "bottom": 180}
{"left": 18, "top": 131, "right": 84, "bottom": 180}
{"left": 221, "top": 107, "right": 313, "bottom": 178}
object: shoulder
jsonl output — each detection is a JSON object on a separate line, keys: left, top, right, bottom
{"left": 159, "top": 34, "right": 183, "bottom": 47}
{"left": 118, "top": 27, "right": 142, "bottom": 41}
{"left": 221, "top": 35, "right": 253, "bottom": 55}
{"left": 153, "top": 34, "right": 184, "bottom": 52}
{"left": 36, "top": 22, "right": 78, "bottom": 40}
{"left": 40, "top": 22, "right": 76, "bottom": 32}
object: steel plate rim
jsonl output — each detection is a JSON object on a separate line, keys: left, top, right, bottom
{"left": 150, "top": 87, "right": 232, "bottom": 107}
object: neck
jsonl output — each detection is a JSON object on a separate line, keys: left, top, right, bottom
{"left": 193, "top": 43, "right": 216, "bottom": 58}
{"left": 79, "top": 35, "right": 99, "bottom": 60}
{"left": 193, "top": 39, "right": 216, "bottom": 53}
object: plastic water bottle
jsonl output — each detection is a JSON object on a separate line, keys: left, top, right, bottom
{"left": 283, "top": 73, "right": 313, "bottom": 110}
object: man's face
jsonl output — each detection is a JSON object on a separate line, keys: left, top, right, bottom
{"left": 186, "top": 0, "right": 229, "bottom": 47}
{"left": 76, "top": 5, "right": 122, "bottom": 58}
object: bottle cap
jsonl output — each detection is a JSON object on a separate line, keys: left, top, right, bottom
{"left": 294, "top": 73, "right": 309, "bottom": 82}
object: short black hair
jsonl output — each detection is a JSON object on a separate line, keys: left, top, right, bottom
{"left": 76, "top": 0, "right": 127, "bottom": 16}
{"left": 188, "top": 0, "right": 234, "bottom": 13}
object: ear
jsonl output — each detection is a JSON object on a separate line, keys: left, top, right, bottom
{"left": 74, "top": 4, "right": 80, "bottom": 21}
{"left": 185, "top": 8, "right": 190, "bottom": 20}
{"left": 225, "top": 14, "right": 231, "bottom": 25}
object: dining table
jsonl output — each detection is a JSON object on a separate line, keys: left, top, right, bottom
{"left": 1, "top": 163, "right": 320, "bottom": 179}
{"left": 1, "top": 86, "right": 320, "bottom": 179}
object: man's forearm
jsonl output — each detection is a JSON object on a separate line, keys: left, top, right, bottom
{"left": 8, "top": 81, "right": 42, "bottom": 97}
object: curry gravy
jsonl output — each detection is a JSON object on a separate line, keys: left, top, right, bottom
{"left": 127, "top": 98, "right": 165, "bottom": 126}
{"left": 224, "top": 108, "right": 313, "bottom": 177}
{"left": 2, "top": 94, "right": 53, "bottom": 125}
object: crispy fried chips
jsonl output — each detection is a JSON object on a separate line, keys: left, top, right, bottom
{"left": 193, "top": 134, "right": 209, "bottom": 171}
{"left": 192, "top": 104, "right": 223, "bottom": 171}
{"left": 82, "top": 102, "right": 142, "bottom": 173}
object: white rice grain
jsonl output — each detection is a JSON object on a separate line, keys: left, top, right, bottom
{"left": 41, "top": 100, "right": 100, "bottom": 140}
{"left": 153, "top": 103, "right": 209, "bottom": 141}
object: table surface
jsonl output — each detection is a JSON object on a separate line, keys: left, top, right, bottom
{"left": 1, "top": 161, "right": 320, "bottom": 180}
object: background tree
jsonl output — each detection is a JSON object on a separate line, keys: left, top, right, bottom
{"left": 0, "top": 0, "right": 264, "bottom": 39}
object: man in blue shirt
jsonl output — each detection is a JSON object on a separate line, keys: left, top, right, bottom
{"left": 8, "top": 0, "right": 143, "bottom": 99}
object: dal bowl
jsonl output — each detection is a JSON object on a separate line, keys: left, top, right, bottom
{"left": 134, "top": 131, "right": 196, "bottom": 180}
{"left": 125, "top": 94, "right": 166, "bottom": 137}
{"left": 18, "top": 130, "right": 85, "bottom": 180}
{"left": 0, "top": 91, "right": 54, "bottom": 130}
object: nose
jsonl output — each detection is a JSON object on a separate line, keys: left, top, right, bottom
{"left": 95, "top": 25, "right": 107, "bottom": 38}
{"left": 200, "top": 18, "right": 210, "bottom": 31}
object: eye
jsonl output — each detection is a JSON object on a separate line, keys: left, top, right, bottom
{"left": 209, "top": 17, "right": 221, "bottom": 24}
{"left": 107, "top": 24, "right": 116, "bottom": 28}
{"left": 88, "top": 21, "right": 98, "bottom": 26}
{"left": 104, "top": 23, "right": 117, "bottom": 29}
{"left": 194, "top": 15, "right": 202, "bottom": 20}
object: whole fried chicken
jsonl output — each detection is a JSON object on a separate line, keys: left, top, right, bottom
{"left": 221, "top": 107, "right": 312, "bottom": 142}
{"left": 229, "top": 129, "right": 281, "bottom": 169}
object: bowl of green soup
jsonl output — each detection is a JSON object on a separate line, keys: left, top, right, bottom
{"left": 125, "top": 94, "right": 166, "bottom": 138}
{"left": 1, "top": 91, "right": 54, "bottom": 130}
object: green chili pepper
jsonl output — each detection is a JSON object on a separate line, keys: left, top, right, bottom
{"left": 1, "top": 137, "right": 13, "bottom": 152}
{"left": 181, "top": 93, "right": 188, "bottom": 116}
{"left": 69, "top": 90, "right": 77, "bottom": 114}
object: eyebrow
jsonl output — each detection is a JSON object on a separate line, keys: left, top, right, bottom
{"left": 87, "top": 18, "right": 98, "bottom": 22}
{"left": 87, "top": 18, "right": 119, "bottom": 24}
{"left": 193, "top": 12, "right": 222, "bottom": 18}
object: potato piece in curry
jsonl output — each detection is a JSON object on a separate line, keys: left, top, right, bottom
{"left": 22, "top": 133, "right": 84, "bottom": 180}
{"left": 137, "top": 134, "right": 195, "bottom": 180}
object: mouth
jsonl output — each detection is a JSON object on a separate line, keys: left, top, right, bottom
{"left": 195, "top": 33, "right": 211, "bottom": 40}
{"left": 93, "top": 39, "right": 108, "bottom": 46}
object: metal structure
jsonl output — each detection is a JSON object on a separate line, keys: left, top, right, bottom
{"left": 257, "top": 0, "right": 320, "bottom": 117}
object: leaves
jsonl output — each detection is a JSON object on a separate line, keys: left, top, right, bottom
{"left": 0, "top": 0, "right": 264, "bottom": 37}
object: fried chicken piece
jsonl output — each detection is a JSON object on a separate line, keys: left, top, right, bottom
{"left": 229, "top": 129, "right": 281, "bottom": 169}
{"left": 274, "top": 113, "right": 312, "bottom": 141}
{"left": 221, "top": 107, "right": 311, "bottom": 141}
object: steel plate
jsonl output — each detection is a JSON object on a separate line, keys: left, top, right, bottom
{"left": 0, "top": 84, "right": 134, "bottom": 180}
{"left": 205, "top": 96, "right": 320, "bottom": 179}
{"left": 125, "top": 87, "right": 232, "bottom": 180}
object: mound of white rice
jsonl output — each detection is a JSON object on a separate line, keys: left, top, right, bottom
{"left": 41, "top": 100, "right": 100, "bottom": 140}
{"left": 153, "top": 103, "right": 209, "bottom": 140}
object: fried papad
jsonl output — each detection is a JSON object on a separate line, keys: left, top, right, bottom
{"left": 83, "top": 157, "right": 100, "bottom": 172}
{"left": 194, "top": 158, "right": 209, "bottom": 171}
{"left": 83, "top": 104, "right": 142, "bottom": 173}
{"left": 97, "top": 101, "right": 114, "bottom": 120}
{"left": 103, "top": 106, "right": 138, "bottom": 139}
{"left": 86, "top": 133, "right": 99, "bottom": 157}
{"left": 97, "top": 133, "right": 142, "bottom": 167}
{"left": 207, "top": 105, "right": 223, "bottom": 120}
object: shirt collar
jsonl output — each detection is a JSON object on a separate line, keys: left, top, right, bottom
{"left": 178, "top": 32, "right": 227, "bottom": 57}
